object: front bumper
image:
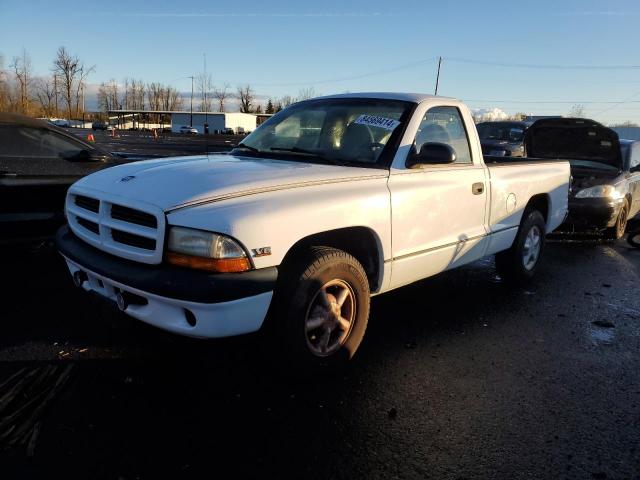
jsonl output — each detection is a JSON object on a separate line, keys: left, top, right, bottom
{"left": 557, "top": 197, "right": 623, "bottom": 232}
{"left": 56, "top": 225, "right": 277, "bottom": 338}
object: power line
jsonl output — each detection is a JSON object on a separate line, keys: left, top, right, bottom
{"left": 213, "top": 58, "right": 438, "bottom": 88}
{"left": 447, "top": 57, "right": 640, "bottom": 70}
{"left": 592, "top": 89, "right": 640, "bottom": 115}
{"left": 464, "top": 99, "right": 640, "bottom": 104}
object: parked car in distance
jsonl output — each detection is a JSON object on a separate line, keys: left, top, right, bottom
{"left": 0, "top": 113, "right": 121, "bottom": 245}
{"left": 179, "top": 126, "right": 198, "bottom": 134}
{"left": 92, "top": 121, "right": 115, "bottom": 131}
{"left": 51, "top": 118, "right": 70, "bottom": 128}
{"left": 476, "top": 120, "right": 531, "bottom": 157}
{"left": 526, "top": 118, "right": 640, "bottom": 239}
{"left": 56, "top": 92, "right": 570, "bottom": 373}
{"left": 222, "top": 127, "right": 235, "bottom": 135}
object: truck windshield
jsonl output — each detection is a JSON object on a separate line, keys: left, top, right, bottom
{"left": 232, "top": 98, "right": 414, "bottom": 167}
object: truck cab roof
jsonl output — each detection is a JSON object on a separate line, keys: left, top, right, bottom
{"left": 314, "top": 92, "right": 457, "bottom": 104}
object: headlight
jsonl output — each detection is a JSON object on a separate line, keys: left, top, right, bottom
{"left": 575, "top": 185, "right": 625, "bottom": 200}
{"left": 165, "top": 226, "right": 251, "bottom": 272}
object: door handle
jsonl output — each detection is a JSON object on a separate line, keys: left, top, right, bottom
{"left": 472, "top": 182, "right": 484, "bottom": 195}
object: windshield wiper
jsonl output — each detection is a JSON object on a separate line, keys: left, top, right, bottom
{"left": 269, "top": 147, "right": 346, "bottom": 165}
{"left": 269, "top": 147, "right": 319, "bottom": 155}
{"left": 234, "top": 143, "right": 261, "bottom": 153}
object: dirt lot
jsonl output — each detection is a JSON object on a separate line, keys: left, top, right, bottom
{"left": 1, "top": 235, "right": 640, "bottom": 479}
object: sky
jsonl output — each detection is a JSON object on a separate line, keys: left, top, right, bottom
{"left": 1, "top": 0, "right": 640, "bottom": 124}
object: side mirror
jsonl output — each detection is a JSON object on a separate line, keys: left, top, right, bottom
{"left": 407, "top": 142, "right": 456, "bottom": 168}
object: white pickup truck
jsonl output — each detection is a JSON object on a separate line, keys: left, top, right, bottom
{"left": 57, "top": 93, "right": 570, "bottom": 370}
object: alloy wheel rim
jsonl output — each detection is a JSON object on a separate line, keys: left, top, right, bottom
{"left": 522, "top": 225, "right": 542, "bottom": 271}
{"left": 304, "top": 279, "right": 356, "bottom": 357}
{"left": 617, "top": 206, "right": 629, "bottom": 238}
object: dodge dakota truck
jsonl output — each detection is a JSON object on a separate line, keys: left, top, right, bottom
{"left": 56, "top": 93, "right": 570, "bottom": 370}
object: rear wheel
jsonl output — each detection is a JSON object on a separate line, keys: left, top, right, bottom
{"left": 275, "top": 247, "right": 370, "bottom": 372}
{"left": 605, "top": 198, "right": 629, "bottom": 240}
{"left": 495, "top": 209, "right": 546, "bottom": 285}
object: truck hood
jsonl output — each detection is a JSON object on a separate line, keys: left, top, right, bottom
{"left": 524, "top": 118, "right": 622, "bottom": 170}
{"left": 72, "top": 154, "right": 386, "bottom": 211}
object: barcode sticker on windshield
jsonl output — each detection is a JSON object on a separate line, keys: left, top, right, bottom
{"left": 353, "top": 115, "right": 400, "bottom": 131}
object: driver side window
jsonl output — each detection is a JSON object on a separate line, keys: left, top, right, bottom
{"left": 0, "top": 126, "right": 87, "bottom": 159}
{"left": 415, "top": 106, "right": 472, "bottom": 164}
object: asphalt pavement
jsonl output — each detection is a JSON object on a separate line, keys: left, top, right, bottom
{"left": 1, "top": 236, "right": 639, "bottom": 479}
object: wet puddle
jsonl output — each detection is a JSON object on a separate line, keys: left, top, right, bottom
{"left": 589, "top": 325, "right": 616, "bottom": 345}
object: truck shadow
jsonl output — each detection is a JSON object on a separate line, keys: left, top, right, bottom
{"left": 1, "top": 239, "right": 636, "bottom": 477}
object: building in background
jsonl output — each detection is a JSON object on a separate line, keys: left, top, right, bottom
{"left": 107, "top": 110, "right": 267, "bottom": 134}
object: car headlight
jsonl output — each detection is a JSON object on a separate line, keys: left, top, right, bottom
{"left": 165, "top": 226, "right": 251, "bottom": 272}
{"left": 575, "top": 185, "right": 625, "bottom": 200}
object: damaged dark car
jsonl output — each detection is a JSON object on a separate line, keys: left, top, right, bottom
{"left": 0, "top": 113, "right": 120, "bottom": 245}
{"left": 525, "top": 118, "right": 640, "bottom": 238}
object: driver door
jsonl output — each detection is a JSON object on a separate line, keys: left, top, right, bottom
{"left": 388, "top": 105, "right": 489, "bottom": 289}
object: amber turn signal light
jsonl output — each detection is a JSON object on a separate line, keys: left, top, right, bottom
{"left": 165, "top": 252, "right": 251, "bottom": 273}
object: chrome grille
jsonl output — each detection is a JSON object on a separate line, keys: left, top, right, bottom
{"left": 66, "top": 190, "right": 165, "bottom": 264}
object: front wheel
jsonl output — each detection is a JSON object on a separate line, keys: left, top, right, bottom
{"left": 605, "top": 198, "right": 629, "bottom": 240}
{"left": 275, "top": 247, "right": 370, "bottom": 372}
{"left": 495, "top": 209, "right": 546, "bottom": 285}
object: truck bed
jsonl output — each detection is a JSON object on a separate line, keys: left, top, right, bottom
{"left": 483, "top": 155, "right": 568, "bottom": 165}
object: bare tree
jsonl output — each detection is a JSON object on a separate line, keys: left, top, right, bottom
{"left": 10, "top": 49, "right": 32, "bottom": 114}
{"left": 122, "top": 78, "right": 145, "bottom": 110}
{"left": 97, "top": 80, "right": 120, "bottom": 112}
{"left": 0, "top": 54, "right": 10, "bottom": 112}
{"left": 569, "top": 104, "right": 586, "bottom": 118}
{"left": 237, "top": 84, "right": 254, "bottom": 113}
{"left": 34, "top": 76, "right": 57, "bottom": 117}
{"left": 297, "top": 87, "right": 317, "bottom": 101}
{"left": 161, "top": 86, "right": 183, "bottom": 111}
{"left": 280, "top": 95, "right": 295, "bottom": 108}
{"left": 146, "top": 82, "right": 163, "bottom": 111}
{"left": 53, "top": 47, "right": 94, "bottom": 120}
{"left": 197, "top": 72, "right": 213, "bottom": 112}
{"left": 213, "top": 83, "right": 230, "bottom": 112}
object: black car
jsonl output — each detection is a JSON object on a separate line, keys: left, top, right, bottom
{"left": 477, "top": 121, "right": 532, "bottom": 157}
{"left": 91, "top": 121, "right": 113, "bottom": 131}
{"left": 0, "top": 113, "right": 120, "bottom": 244}
{"left": 525, "top": 118, "right": 640, "bottom": 239}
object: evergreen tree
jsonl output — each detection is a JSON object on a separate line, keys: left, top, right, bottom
{"left": 266, "top": 98, "right": 274, "bottom": 114}
{"left": 255, "top": 104, "right": 263, "bottom": 114}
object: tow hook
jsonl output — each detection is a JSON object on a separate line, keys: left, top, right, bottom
{"left": 115, "top": 290, "right": 146, "bottom": 311}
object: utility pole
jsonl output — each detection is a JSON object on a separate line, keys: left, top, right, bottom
{"left": 188, "top": 75, "right": 194, "bottom": 127}
{"left": 53, "top": 74, "right": 59, "bottom": 118}
{"left": 434, "top": 56, "right": 442, "bottom": 96}
{"left": 81, "top": 83, "right": 85, "bottom": 127}
{"left": 203, "top": 53, "right": 209, "bottom": 135}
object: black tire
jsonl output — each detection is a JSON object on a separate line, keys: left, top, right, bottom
{"left": 274, "top": 246, "right": 370, "bottom": 372}
{"left": 495, "top": 209, "right": 546, "bottom": 285}
{"left": 604, "top": 198, "right": 630, "bottom": 240}
{"left": 628, "top": 228, "right": 640, "bottom": 248}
